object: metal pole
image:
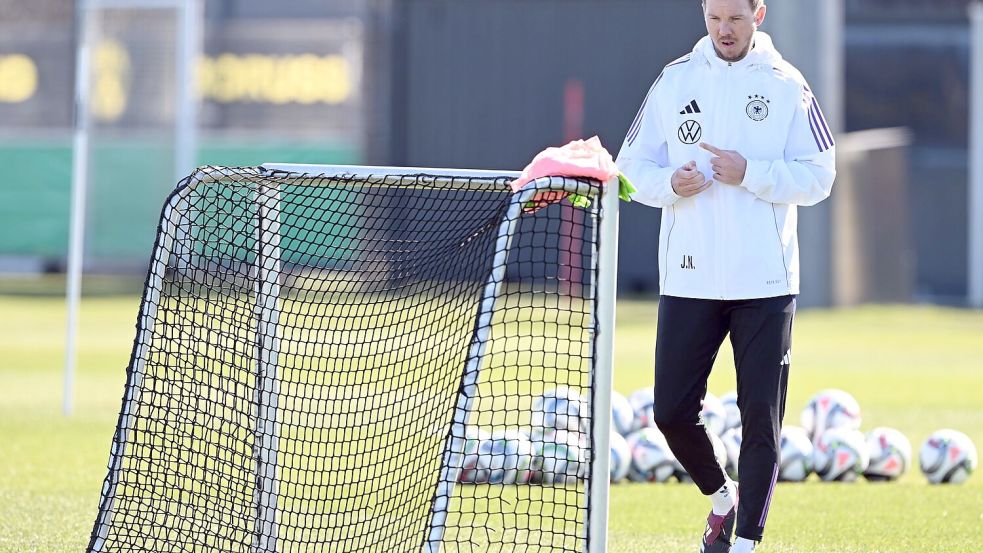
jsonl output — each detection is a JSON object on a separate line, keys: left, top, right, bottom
{"left": 253, "top": 185, "right": 283, "bottom": 553}
{"left": 175, "top": 0, "right": 200, "bottom": 182}
{"left": 586, "top": 178, "right": 618, "bottom": 553}
{"left": 970, "top": 2, "right": 983, "bottom": 307}
{"left": 64, "top": 0, "right": 96, "bottom": 416}
{"left": 88, "top": 189, "right": 190, "bottom": 552}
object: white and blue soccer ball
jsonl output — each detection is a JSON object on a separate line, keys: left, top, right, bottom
{"left": 532, "top": 387, "right": 586, "bottom": 434}
{"left": 673, "top": 431, "right": 727, "bottom": 483}
{"left": 779, "top": 425, "right": 814, "bottom": 482}
{"left": 627, "top": 427, "right": 676, "bottom": 483}
{"left": 920, "top": 429, "right": 978, "bottom": 485}
{"left": 701, "top": 392, "right": 728, "bottom": 437}
{"left": 801, "top": 389, "right": 862, "bottom": 443}
{"left": 864, "top": 427, "right": 913, "bottom": 482}
{"left": 534, "top": 440, "right": 586, "bottom": 485}
{"left": 456, "top": 427, "right": 492, "bottom": 483}
{"left": 813, "top": 427, "right": 870, "bottom": 482}
{"left": 478, "top": 429, "right": 535, "bottom": 485}
{"left": 609, "top": 430, "right": 632, "bottom": 483}
{"left": 610, "top": 391, "right": 636, "bottom": 436}
{"left": 720, "top": 428, "right": 742, "bottom": 480}
{"left": 628, "top": 387, "right": 657, "bottom": 432}
{"left": 719, "top": 390, "right": 742, "bottom": 433}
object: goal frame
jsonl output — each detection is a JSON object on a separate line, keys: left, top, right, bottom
{"left": 64, "top": 0, "right": 203, "bottom": 416}
{"left": 87, "top": 164, "right": 618, "bottom": 553}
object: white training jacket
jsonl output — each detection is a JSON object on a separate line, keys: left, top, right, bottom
{"left": 617, "top": 32, "right": 835, "bottom": 300}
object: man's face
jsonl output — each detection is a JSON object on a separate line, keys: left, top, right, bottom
{"left": 703, "top": 0, "right": 766, "bottom": 62}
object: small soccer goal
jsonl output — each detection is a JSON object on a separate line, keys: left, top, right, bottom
{"left": 85, "top": 164, "right": 619, "bottom": 552}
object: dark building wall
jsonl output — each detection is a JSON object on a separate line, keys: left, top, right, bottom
{"left": 389, "top": 0, "right": 706, "bottom": 293}
{"left": 385, "top": 0, "right": 972, "bottom": 301}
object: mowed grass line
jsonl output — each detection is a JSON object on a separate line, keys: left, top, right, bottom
{"left": 1, "top": 295, "right": 982, "bottom": 552}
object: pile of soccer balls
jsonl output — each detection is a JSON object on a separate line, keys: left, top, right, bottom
{"left": 454, "top": 387, "right": 979, "bottom": 486}
{"left": 613, "top": 387, "right": 979, "bottom": 485}
{"left": 456, "top": 386, "right": 589, "bottom": 485}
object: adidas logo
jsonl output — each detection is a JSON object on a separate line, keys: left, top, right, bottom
{"left": 781, "top": 350, "right": 791, "bottom": 366}
{"left": 680, "top": 99, "right": 702, "bottom": 115}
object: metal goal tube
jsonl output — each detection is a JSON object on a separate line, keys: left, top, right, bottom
{"left": 252, "top": 184, "right": 283, "bottom": 553}
{"left": 260, "top": 163, "right": 521, "bottom": 182}
{"left": 586, "top": 178, "right": 619, "bottom": 553}
{"left": 87, "top": 187, "right": 192, "bottom": 553}
{"left": 423, "top": 176, "right": 600, "bottom": 553}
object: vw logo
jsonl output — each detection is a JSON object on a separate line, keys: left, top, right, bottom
{"left": 678, "top": 120, "right": 702, "bottom": 144}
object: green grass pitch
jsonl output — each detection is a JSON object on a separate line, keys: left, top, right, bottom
{"left": 0, "top": 293, "right": 981, "bottom": 552}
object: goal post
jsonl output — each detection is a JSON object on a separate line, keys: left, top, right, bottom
{"left": 86, "top": 165, "right": 618, "bottom": 552}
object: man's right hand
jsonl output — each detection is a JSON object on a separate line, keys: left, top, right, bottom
{"left": 671, "top": 161, "right": 712, "bottom": 198}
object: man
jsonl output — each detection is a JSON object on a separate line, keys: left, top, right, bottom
{"left": 616, "top": 0, "right": 835, "bottom": 552}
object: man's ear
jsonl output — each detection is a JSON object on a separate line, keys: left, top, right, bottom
{"left": 754, "top": 5, "right": 767, "bottom": 28}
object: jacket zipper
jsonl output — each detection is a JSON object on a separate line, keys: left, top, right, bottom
{"left": 714, "top": 62, "right": 734, "bottom": 300}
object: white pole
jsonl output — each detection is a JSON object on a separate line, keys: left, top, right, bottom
{"left": 89, "top": 189, "right": 189, "bottom": 552}
{"left": 970, "top": 2, "right": 983, "bottom": 308}
{"left": 819, "top": 0, "right": 844, "bottom": 135}
{"left": 64, "top": 0, "right": 96, "bottom": 417}
{"left": 586, "top": 178, "right": 618, "bottom": 553}
{"left": 253, "top": 185, "right": 283, "bottom": 553}
{"left": 174, "top": 0, "right": 200, "bottom": 182}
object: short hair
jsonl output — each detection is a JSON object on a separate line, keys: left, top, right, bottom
{"left": 702, "top": 0, "right": 765, "bottom": 11}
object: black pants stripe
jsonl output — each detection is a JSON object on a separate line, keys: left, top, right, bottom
{"left": 653, "top": 295, "right": 795, "bottom": 542}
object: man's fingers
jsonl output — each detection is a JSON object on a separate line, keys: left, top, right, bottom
{"left": 681, "top": 172, "right": 706, "bottom": 186}
{"left": 699, "top": 142, "right": 725, "bottom": 156}
{"left": 683, "top": 173, "right": 710, "bottom": 188}
{"left": 678, "top": 178, "right": 713, "bottom": 197}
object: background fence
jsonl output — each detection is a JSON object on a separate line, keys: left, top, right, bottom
{"left": 0, "top": 0, "right": 977, "bottom": 306}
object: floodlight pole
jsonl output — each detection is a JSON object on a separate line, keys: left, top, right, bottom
{"left": 970, "top": 2, "right": 983, "bottom": 308}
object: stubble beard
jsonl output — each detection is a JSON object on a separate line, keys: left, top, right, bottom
{"left": 713, "top": 34, "right": 754, "bottom": 63}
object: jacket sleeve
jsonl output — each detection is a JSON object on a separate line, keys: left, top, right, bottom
{"left": 740, "top": 85, "right": 836, "bottom": 206}
{"left": 615, "top": 81, "right": 681, "bottom": 208}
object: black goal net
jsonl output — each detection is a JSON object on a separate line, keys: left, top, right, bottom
{"left": 86, "top": 166, "right": 609, "bottom": 553}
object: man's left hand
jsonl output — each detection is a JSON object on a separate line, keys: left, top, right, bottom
{"left": 700, "top": 143, "right": 747, "bottom": 185}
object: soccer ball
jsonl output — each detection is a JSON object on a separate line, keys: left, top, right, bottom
{"left": 919, "top": 429, "right": 978, "bottom": 485}
{"left": 628, "top": 387, "right": 657, "bottom": 431}
{"left": 534, "top": 441, "right": 586, "bottom": 485}
{"left": 609, "top": 430, "right": 632, "bottom": 482}
{"left": 779, "top": 426, "right": 814, "bottom": 482}
{"left": 701, "top": 392, "right": 728, "bottom": 437}
{"left": 672, "top": 431, "right": 727, "bottom": 483}
{"left": 627, "top": 427, "right": 676, "bottom": 482}
{"left": 532, "top": 387, "right": 586, "bottom": 433}
{"left": 478, "top": 429, "right": 535, "bottom": 485}
{"left": 457, "top": 427, "right": 491, "bottom": 483}
{"left": 813, "top": 427, "right": 870, "bottom": 482}
{"left": 462, "top": 426, "right": 489, "bottom": 455}
{"left": 800, "top": 389, "right": 862, "bottom": 443}
{"left": 864, "top": 427, "right": 912, "bottom": 481}
{"left": 720, "top": 428, "right": 742, "bottom": 480}
{"left": 610, "top": 391, "right": 636, "bottom": 436}
{"left": 719, "top": 390, "right": 742, "bottom": 433}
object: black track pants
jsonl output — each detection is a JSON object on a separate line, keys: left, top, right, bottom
{"left": 653, "top": 294, "right": 795, "bottom": 542}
